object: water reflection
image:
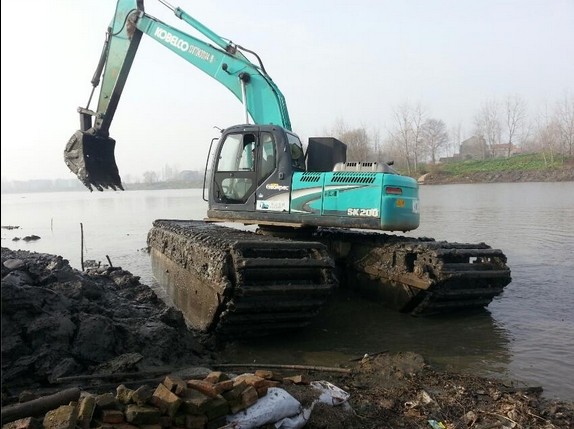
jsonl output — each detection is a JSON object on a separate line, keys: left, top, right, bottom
{"left": 220, "top": 288, "right": 513, "bottom": 380}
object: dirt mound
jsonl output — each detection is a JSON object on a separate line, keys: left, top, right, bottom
{"left": 335, "top": 352, "right": 574, "bottom": 428}
{"left": 1, "top": 247, "right": 209, "bottom": 397}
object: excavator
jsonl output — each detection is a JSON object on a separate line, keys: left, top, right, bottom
{"left": 64, "top": 0, "right": 511, "bottom": 337}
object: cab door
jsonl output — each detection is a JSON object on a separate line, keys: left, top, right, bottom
{"left": 211, "top": 131, "right": 258, "bottom": 211}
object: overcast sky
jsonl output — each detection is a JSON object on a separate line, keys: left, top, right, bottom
{"left": 1, "top": 0, "right": 573, "bottom": 182}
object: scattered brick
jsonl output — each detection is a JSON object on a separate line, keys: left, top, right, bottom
{"left": 42, "top": 405, "right": 78, "bottom": 429}
{"left": 184, "top": 414, "right": 208, "bottom": 429}
{"left": 203, "top": 371, "right": 228, "bottom": 384}
{"left": 1, "top": 417, "right": 41, "bottom": 429}
{"left": 151, "top": 384, "right": 182, "bottom": 418}
{"left": 101, "top": 409, "right": 124, "bottom": 424}
{"left": 95, "top": 393, "right": 117, "bottom": 410}
{"left": 124, "top": 405, "right": 161, "bottom": 425}
{"left": 116, "top": 385, "right": 135, "bottom": 405}
{"left": 77, "top": 395, "right": 96, "bottom": 429}
{"left": 162, "top": 375, "right": 187, "bottom": 396}
{"left": 179, "top": 390, "right": 211, "bottom": 415}
{"left": 283, "top": 374, "right": 310, "bottom": 385}
{"left": 185, "top": 380, "right": 218, "bottom": 398}
{"left": 132, "top": 385, "right": 154, "bottom": 407}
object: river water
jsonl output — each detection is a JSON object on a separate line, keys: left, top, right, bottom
{"left": 2, "top": 182, "right": 573, "bottom": 401}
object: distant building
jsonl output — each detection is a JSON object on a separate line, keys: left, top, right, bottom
{"left": 491, "top": 143, "right": 521, "bottom": 158}
{"left": 438, "top": 154, "right": 462, "bottom": 163}
{"left": 458, "top": 137, "right": 521, "bottom": 160}
{"left": 178, "top": 170, "right": 203, "bottom": 182}
{"left": 459, "top": 136, "right": 487, "bottom": 160}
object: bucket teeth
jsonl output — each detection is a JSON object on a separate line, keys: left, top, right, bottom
{"left": 64, "top": 130, "right": 123, "bottom": 191}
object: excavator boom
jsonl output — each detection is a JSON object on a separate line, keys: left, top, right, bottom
{"left": 64, "top": 0, "right": 290, "bottom": 191}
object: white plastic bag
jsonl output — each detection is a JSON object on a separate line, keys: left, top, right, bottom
{"left": 310, "top": 380, "right": 351, "bottom": 408}
{"left": 225, "top": 387, "right": 303, "bottom": 429}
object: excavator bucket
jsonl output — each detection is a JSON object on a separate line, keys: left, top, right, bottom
{"left": 64, "top": 130, "right": 123, "bottom": 191}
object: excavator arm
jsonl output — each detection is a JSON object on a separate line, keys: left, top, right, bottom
{"left": 64, "top": 0, "right": 290, "bottom": 191}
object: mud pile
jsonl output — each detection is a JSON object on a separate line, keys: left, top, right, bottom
{"left": 1, "top": 247, "right": 209, "bottom": 398}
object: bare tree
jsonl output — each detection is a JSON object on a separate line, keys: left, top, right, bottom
{"left": 142, "top": 171, "right": 159, "bottom": 184}
{"left": 534, "top": 107, "right": 561, "bottom": 165}
{"left": 371, "top": 127, "right": 383, "bottom": 160}
{"left": 504, "top": 95, "right": 527, "bottom": 157}
{"left": 327, "top": 119, "right": 376, "bottom": 161}
{"left": 448, "top": 123, "right": 463, "bottom": 157}
{"left": 555, "top": 92, "right": 574, "bottom": 156}
{"left": 389, "top": 102, "right": 426, "bottom": 174}
{"left": 474, "top": 99, "right": 501, "bottom": 158}
{"left": 389, "top": 104, "right": 414, "bottom": 174}
{"left": 338, "top": 127, "right": 374, "bottom": 161}
{"left": 410, "top": 104, "right": 425, "bottom": 170}
{"left": 383, "top": 135, "right": 409, "bottom": 171}
{"left": 161, "top": 164, "right": 181, "bottom": 181}
{"left": 421, "top": 119, "right": 449, "bottom": 164}
{"left": 326, "top": 119, "right": 378, "bottom": 162}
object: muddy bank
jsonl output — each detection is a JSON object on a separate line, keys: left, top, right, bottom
{"left": 419, "top": 166, "right": 574, "bottom": 185}
{"left": 1, "top": 247, "right": 210, "bottom": 395}
{"left": 2, "top": 247, "right": 573, "bottom": 428}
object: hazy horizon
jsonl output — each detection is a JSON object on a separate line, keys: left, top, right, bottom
{"left": 2, "top": 0, "right": 573, "bottom": 182}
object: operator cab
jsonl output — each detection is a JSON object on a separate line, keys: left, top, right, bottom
{"left": 207, "top": 125, "right": 303, "bottom": 212}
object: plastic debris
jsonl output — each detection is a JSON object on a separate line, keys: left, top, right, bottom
{"left": 225, "top": 387, "right": 303, "bottom": 429}
{"left": 224, "top": 381, "right": 352, "bottom": 429}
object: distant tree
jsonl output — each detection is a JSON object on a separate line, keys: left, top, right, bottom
{"left": 504, "top": 95, "right": 527, "bottom": 157}
{"left": 338, "top": 127, "right": 374, "bottom": 161}
{"left": 534, "top": 109, "right": 561, "bottom": 165}
{"left": 411, "top": 104, "right": 425, "bottom": 170}
{"left": 142, "top": 171, "right": 159, "bottom": 184}
{"left": 474, "top": 99, "right": 501, "bottom": 158}
{"left": 420, "top": 118, "right": 449, "bottom": 164}
{"left": 328, "top": 119, "right": 376, "bottom": 162}
{"left": 389, "top": 102, "right": 426, "bottom": 174}
{"left": 371, "top": 127, "right": 383, "bottom": 160}
{"left": 448, "top": 123, "right": 463, "bottom": 157}
{"left": 555, "top": 92, "right": 574, "bottom": 156}
{"left": 162, "top": 164, "right": 181, "bottom": 181}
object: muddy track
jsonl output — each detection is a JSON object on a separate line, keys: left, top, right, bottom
{"left": 147, "top": 220, "right": 337, "bottom": 337}
{"left": 312, "top": 228, "right": 512, "bottom": 315}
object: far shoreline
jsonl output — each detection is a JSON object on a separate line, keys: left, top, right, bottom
{"left": 418, "top": 167, "right": 574, "bottom": 185}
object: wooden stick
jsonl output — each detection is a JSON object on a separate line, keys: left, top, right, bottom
{"left": 1, "top": 387, "right": 81, "bottom": 424}
{"left": 106, "top": 255, "right": 113, "bottom": 268}
{"left": 80, "top": 223, "right": 85, "bottom": 271}
{"left": 55, "top": 369, "right": 170, "bottom": 383}
{"left": 212, "top": 363, "right": 351, "bottom": 374}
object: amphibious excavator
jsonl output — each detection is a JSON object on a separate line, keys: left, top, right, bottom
{"left": 64, "top": 0, "right": 511, "bottom": 337}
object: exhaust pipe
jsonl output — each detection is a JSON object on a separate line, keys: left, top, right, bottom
{"left": 64, "top": 131, "right": 123, "bottom": 191}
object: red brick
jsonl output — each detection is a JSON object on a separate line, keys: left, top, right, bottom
{"left": 101, "top": 409, "right": 124, "bottom": 424}
{"left": 186, "top": 380, "right": 218, "bottom": 398}
{"left": 43, "top": 404, "right": 78, "bottom": 429}
{"left": 1, "top": 417, "right": 41, "bottom": 429}
{"left": 152, "top": 383, "right": 182, "bottom": 417}
{"left": 203, "top": 371, "right": 228, "bottom": 384}
{"left": 163, "top": 375, "right": 187, "bottom": 396}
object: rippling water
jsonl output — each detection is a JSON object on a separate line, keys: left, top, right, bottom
{"left": 2, "top": 182, "right": 573, "bottom": 400}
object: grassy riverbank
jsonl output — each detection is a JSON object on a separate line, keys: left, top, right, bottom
{"left": 418, "top": 153, "right": 574, "bottom": 184}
